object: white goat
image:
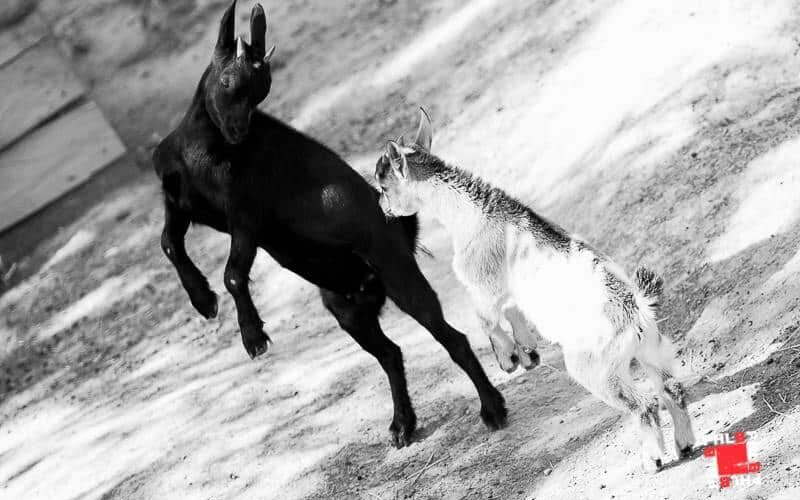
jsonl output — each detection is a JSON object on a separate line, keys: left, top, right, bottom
{"left": 374, "top": 109, "right": 695, "bottom": 472}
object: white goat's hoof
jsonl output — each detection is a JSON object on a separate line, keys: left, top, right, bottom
{"left": 641, "top": 457, "right": 663, "bottom": 474}
{"left": 517, "top": 346, "right": 540, "bottom": 370}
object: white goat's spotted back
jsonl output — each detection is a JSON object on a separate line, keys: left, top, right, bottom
{"left": 506, "top": 230, "right": 618, "bottom": 352}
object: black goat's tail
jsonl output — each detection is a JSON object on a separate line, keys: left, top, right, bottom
{"left": 395, "top": 215, "right": 433, "bottom": 258}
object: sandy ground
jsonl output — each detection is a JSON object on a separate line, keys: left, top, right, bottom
{"left": 2, "top": 0, "right": 800, "bottom": 498}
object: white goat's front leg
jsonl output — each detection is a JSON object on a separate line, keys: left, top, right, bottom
{"left": 502, "top": 304, "right": 540, "bottom": 369}
{"left": 454, "top": 237, "right": 520, "bottom": 372}
{"left": 472, "top": 293, "right": 519, "bottom": 373}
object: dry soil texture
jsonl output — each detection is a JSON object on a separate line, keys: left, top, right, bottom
{"left": 2, "top": 1, "right": 800, "bottom": 499}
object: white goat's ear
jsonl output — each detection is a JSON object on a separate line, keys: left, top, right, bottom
{"left": 413, "top": 107, "right": 433, "bottom": 151}
{"left": 386, "top": 141, "right": 408, "bottom": 179}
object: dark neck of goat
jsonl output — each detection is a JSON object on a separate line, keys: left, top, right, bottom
{"left": 180, "top": 67, "right": 227, "bottom": 146}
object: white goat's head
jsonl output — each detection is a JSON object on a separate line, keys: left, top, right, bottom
{"left": 374, "top": 108, "right": 435, "bottom": 217}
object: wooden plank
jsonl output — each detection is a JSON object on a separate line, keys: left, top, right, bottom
{"left": 0, "top": 11, "right": 47, "bottom": 67}
{"left": 0, "top": 101, "right": 126, "bottom": 232}
{"left": 0, "top": 39, "right": 85, "bottom": 150}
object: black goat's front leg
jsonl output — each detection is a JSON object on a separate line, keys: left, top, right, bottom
{"left": 161, "top": 202, "right": 218, "bottom": 319}
{"left": 224, "top": 227, "right": 271, "bottom": 359}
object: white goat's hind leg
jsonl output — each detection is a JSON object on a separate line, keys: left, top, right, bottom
{"left": 636, "top": 326, "right": 695, "bottom": 458}
{"left": 641, "top": 361, "right": 695, "bottom": 458}
{"left": 564, "top": 348, "right": 666, "bottom": 473}
{"left": 503, "top": 304, "right": 539, "bottom": 369}
{"left": 664, "top": 377, "right": 694, "bottom": 457}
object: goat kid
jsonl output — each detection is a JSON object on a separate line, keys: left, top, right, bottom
{"left": 375, "top": 109, "right": 696, "bottom": 471}
{"left": 152, "top": 2, "right": 507, "bottom": 447}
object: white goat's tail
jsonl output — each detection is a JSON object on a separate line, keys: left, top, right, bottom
{"left": 632, "top": 267, "right": 677, "bottom": 374}
{"left": 634, "top": 267, "right": 663, "bottom": 309}
{"left": 632, "top": 267, "right": 661, "bottom": 326}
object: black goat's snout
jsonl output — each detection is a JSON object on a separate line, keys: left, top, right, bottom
{"left": 232, "top": 123, "right": 246, "bottom": 135}
{"left": 230, "top": 124, "right": 247, "bottom": 140}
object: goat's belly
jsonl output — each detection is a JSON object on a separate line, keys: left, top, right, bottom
{"left": 260, "top": 239, "right": 368, "bottom": 294}
{"left": 181, "top": 199, "right": 227, "bottom": 232}
{"left": 190, "top": 211, "right": 228, "bottom": 233}
{"left": 507, "top": 246, "right": 616, "bottom": 351}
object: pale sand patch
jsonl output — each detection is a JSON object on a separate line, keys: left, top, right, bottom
{"left": 36, "top": 271, "right": 154, "bottom": 340}
{"left": 709, "top": 136, "right": 800, "bottom": 263}
{"left": 41, "top": 229, "right": 96, "bottom": 272}
{"left": 291, "top": 0, "right": 501, "bottom": 130}
{"left": 441, "top": 0, "right": 793, "bottom": 208}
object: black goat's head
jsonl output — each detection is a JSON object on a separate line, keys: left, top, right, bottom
{"left": 205, "top": 0, "right": 275, "bottom": 144}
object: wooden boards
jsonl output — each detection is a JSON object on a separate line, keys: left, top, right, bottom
{"left": 0, "top": 102, "right": 126, "bottom": 232}
{"left": 0, "top": 9, "right": 127, "bottom": 233}
{"left": 0, "top": 39, "right": 86, "bottom": 150}
{"left": 0, "top": 11, "right": 46, "bottom": 66}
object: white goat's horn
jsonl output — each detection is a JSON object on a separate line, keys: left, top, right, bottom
{"left": 236, "top": 37, "right": 245, "bottom": 59}
{"left": 263, "top": 45, "right": 276, "bottom": 64}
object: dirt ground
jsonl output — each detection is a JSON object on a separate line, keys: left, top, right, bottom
{"left": 1, "top": 0, "right": 800, "bottom": 499}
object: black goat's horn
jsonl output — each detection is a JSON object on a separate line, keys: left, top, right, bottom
{"left": 215, "top": 0, "right": 237, "bottom": 54}
{"left": 251, "top": 3, "right": 267, "bottom": 53}
{"left": 263, "top": 45, "right": 276, "bottom": 64}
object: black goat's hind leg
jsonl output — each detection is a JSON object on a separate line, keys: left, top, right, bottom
{"left": 224, "top": 227, "right": 271, "bottom": 359}
{"left": 161, "top": 201, "right": 218, "bottom": 319}
{"left": 370, "top": 239, "right": 507, "bottom": 430}
{"left": 321, "top": 280, "right": 417, "bottom": 448}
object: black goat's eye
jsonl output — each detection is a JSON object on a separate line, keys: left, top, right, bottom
{"left": 220, "top": 76, "right": 230, "bottom": 88}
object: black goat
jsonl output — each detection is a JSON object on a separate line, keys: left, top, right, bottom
{"left": 151, "top": 0, "right": 506, "bottom": 447}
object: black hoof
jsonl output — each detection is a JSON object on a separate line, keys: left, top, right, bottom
{"left": 192, "top": 290, "right": 219, "bottom": 319}
{"left": 480, "top": 391, "right": 508, "bottom": 431}
{"left": 389, "top": 411, "right": 417, "bottom": 449}
{"left": 679, "top": 445, "right": 694, "bottom": 459}
{"left": 654, "top": 458, "right": 663, "bottom": 470}
{"left": 243, "top": 331, "right": 272, "bottom": 359}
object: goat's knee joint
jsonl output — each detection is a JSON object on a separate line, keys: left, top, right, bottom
{"left": 224, "top": 271, "right": 247, "bottom": 294}
{"left": 664, "top": 379, "right": 688, "bottom": 408}
{"left": 160, "top": 236, "right": 176, "bottom": 261}
{"left": 640, "top": 401, "right": 661, "bottom": 426}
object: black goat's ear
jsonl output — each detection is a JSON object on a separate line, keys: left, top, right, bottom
{"left": 413, "top": 107, "right": 433, "bottom": 151}
{"left": 216, "top": 0, "right": 237, "bottom": 55}
{"left": 386, "top": 141, "right": 408, "bottom": 179}
{"left": 250, "top": 3, "right": 267, "bottom": 55}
